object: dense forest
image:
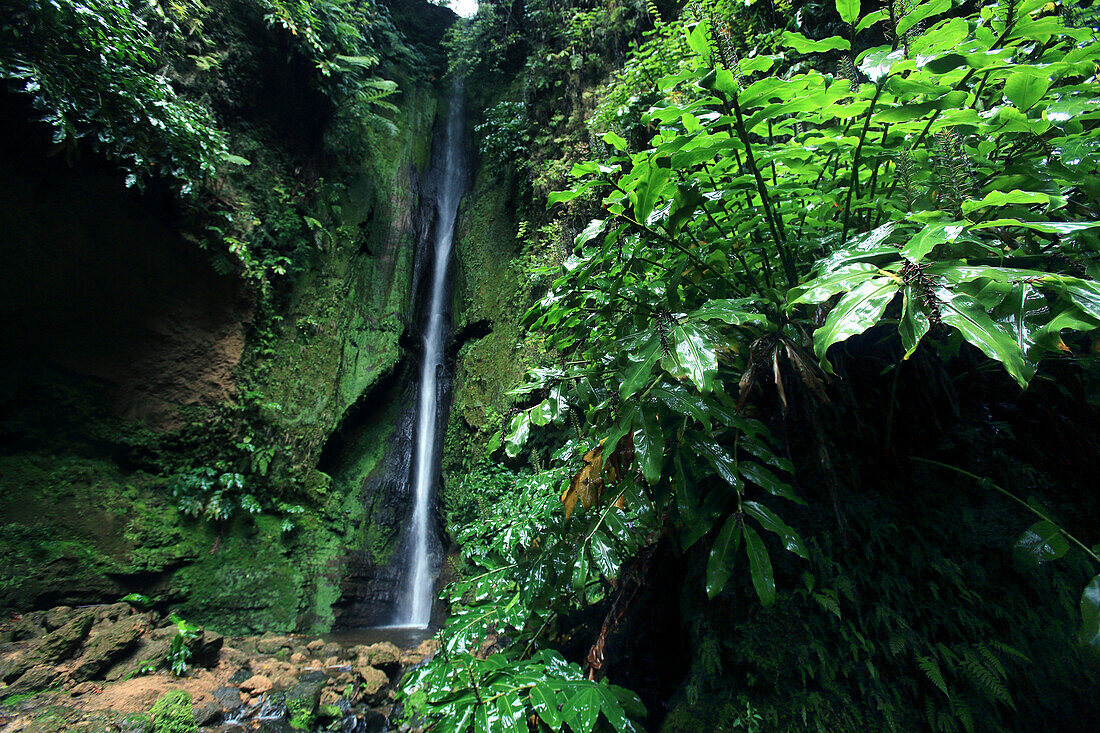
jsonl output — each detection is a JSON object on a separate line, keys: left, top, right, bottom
{"left": 2, "top": 0, "right": 1100, "bottom": 731}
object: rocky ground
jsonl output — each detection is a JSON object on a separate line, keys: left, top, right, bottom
{"left": 0, "top": 603, "right": 437, "bottom": 732}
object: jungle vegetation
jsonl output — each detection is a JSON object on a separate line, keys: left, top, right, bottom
{"left": 405, "top": 0, "right": 1100, "bottom": 731}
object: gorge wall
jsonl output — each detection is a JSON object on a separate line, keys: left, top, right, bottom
{"left": 0, "top": 0, "right": 462, "bottom": 635}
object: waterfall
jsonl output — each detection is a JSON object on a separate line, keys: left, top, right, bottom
{"left": 394, "top": 79, "right": 466, "bottom": 628}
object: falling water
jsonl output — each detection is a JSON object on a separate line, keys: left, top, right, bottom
{"left": 395, "top": 79, "right": 466, "bottom": 628}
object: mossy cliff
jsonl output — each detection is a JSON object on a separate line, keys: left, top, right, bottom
{"left": 0, "top": 0, "right": 456, "bottom": 634}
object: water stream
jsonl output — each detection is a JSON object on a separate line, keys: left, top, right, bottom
{"left": 393, "top": 79, "right": 466, "bottom": 628}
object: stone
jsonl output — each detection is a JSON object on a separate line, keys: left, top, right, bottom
{"left": 70, "top": 681, "right": 100, "bottom": 696}
{"left": 290, "top": 652, "right": 307, "bottom": 665}
{"left": 229, "top": 667, "right": 253, "bottom": 685}
{"left": 118, "top": 713, "right": 153, "bottom": 733}
{"left": 7, "top": 664, "right": 62, "bottom": 693}
{"left": 43, "top": 606, "right": 76, "bottom": 631}
{"left": 319, "top": 688, "right": 342, "bottom": 707}
{"left": 360, "top": 710, "right": 390, "bottom": 733}
{"left": 106, "top": 637, "right": 172, "bottom": 681}
{"left": 193, "top": 701, "right": 222, "bottom": 726}
{"left": 271, "top": 672, "right": 298, "bottom": 689}
{"left": 241, "top": 674, "right": 273, "bottom": 694}
{"left": 256, "top": 634, "right": 291, "bottom": 654}
{"left": 357, "top": 664, "right": 388, "bottom": 696}
{"left": 306, "top": 639, "right": 325, "bottom": 653}
{"left": 92, "top": 602, "right": 133, "bottom": 625}
{"left": 320, "top": 642, "right": 342, "bottom": 659}
{"left": 11, "top": 612, "right": 47, "bottom": 641}
{"left": 361, "top": 642, "right": 400, "bottom": 666}
{"left": 212, "top": 686, "right": 243, "bottom": 713}
{"left": 415, "top": 639, "right": 440, "bottom": 658}
{"left": 71, "top": 615, "right": 146, "bottom": 682}
{"left": 285, "top": 679, "right": 325, "bottom": 723}
{"left": 3, "top": 611, "right": 93, "bottom": 682}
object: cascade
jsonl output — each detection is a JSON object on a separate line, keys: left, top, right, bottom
{"left": 393, "top": 79, "right": 467, "bottom": 628}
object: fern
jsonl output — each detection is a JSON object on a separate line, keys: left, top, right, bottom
{"left": 917, "top": 656, "right": 950, "bottom": 698}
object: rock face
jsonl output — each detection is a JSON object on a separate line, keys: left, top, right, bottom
{"left": 1, "top": 610, "right": 93, "bottom": 682}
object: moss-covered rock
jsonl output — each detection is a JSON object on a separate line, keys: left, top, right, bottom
{"left": 149, "top": 689, "right": 196, "bottom": 733}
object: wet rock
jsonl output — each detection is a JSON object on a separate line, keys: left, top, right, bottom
{"left": 359, "top": 642, "right": 400, "bottom": 666}
{"left": 290, "top": 652, "right": 307, "bottom": 665}
{"left": 72, "top": 615, "right": 146, "bottom": 681}
{"left": 357, "top": 710, "right": 390, "bottom": 733}
{"left": 3, "top": 610, "right": 92, "bottom": 682}
{"left": 198, "top": 630, "right": 224, "bottom": 662}
{"left": 194, "top": 701, "right": 222, "bottom": 725}
{"left": 229, "top": 667, "right": 253, "bottom": 685}
{"left": 320, "top": 642, "right": 343, "bottom": 659}
{"left": 285, "top": 679, "right": 324, "bottom": 726}
{"left": 11, "top": 612, "right": 47, "bottom": 641}
{"left": 212, "top": 686, "right": 243, "bottom": 713}
{"left": 306, "top": 639, "right": 325, "bottom": 654}
{"left": 241, "top": 674, "right": 273, "bottom": 694}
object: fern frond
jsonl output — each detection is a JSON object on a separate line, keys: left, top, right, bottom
{"left": 917, "top": 656, "right": 950, "bottom": 698}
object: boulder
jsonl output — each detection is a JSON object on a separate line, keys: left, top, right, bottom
{"left": 305, "top": 639, "right": 325, "bottom": 654}
{"left": 356, "top": 664, "right": 388, "bottom": 696}
{"left": 105, "top": 637, "right": 172, "bottom": 681}
{"left": 71, "top": 615, "right": 146, "bottom": 682}
{"left": 256, "top": 634, "right": 292, "bottom": 655}
{"left": 285, "top": 678, "right": 325, "bottom": 727}
{"left": 11, "top": 612, "right": 47, "bottom": 640}
{"left": 70, "top": 681, "right": 100, "bottom": 696}
{"left": 6, "top": 663, "right": 62, "bottom": 693}
{"left": 320, "top": 642, "right": 343, "bottom": 659}
{"left": 92, "top": 602, "right": 133, "bottom": 625}
{"left": 212, "top": 685, "right": 243, "bottom": 713}
{"left": 2, "top": 611, "right": 92, "bottom": 682}
{"left": 43, "top": 606, "right": 76, "bottom": 631}
{"left": 194, "top": 701, "right": 222, "bottom": 726}
{"left": 359, "top": 642, "right": 400, "bottom": 666}
{"left": 241, "top": 674, "right": 273, "bottom": 694}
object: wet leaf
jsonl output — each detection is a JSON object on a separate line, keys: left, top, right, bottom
{"left": 706, "top": 515, "right": 742, "bottom": 598}
{"left": 743, "top": 524, "right": 776, "bottom": 606}
{"left": 1015, "top": 520, "right": 1070, "bottom": 567}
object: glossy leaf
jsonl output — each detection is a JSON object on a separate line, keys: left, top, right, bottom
{"left": 782, "top": 32, "right": 850, "bottom": 54}
{"left": 743, "top": 524, "right": 776, "bottom": 607}
{"left": 744, "top": 500, "right": 808, "bottom": 559}
{"left": 620, "top": 334, "right": 662, "bottom": 400}
{"left": 938, "top": 290, "right": 1031, "bottom": 387}
{"left": 1015, "top": 520, "right": 1070, "bottom": 567}
{"left": 813, "top": 277, "right": 900, "bottom": 369}
{"left": 901, "top": 222, "right": 964, "bottom": 263}
{"left": 835, "top": 0, "right": 860, "bottom": 25}
{"left": 706, "top": 515, "right": 742, "bottom": 598}
{"left": 896, "top": 0, "right": 951, "bottom": 37}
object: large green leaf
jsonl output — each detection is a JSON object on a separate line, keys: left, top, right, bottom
{"left": 743, "top": 525, "right": 776, "bottom": 607}
{"left": 782, "top": 31, "right": 850, "bottom": 54}
{"left": 531, "top": 683, "right": 564, "bottom": 729}
{"left": 559, "top": 684, "right": 601, "bottom": 733}
{"left": 689, "top": 298, "right": 767, "bottom": 325}
{"left": 1040, "top": 275, "right": 1100, "bottom": 322}
{"left": 620, "top": 333, "right": 662, "bottom": 400}
{"left": 661, "top": 322, "right": 718, "bottom": 393}
{"left": 1081, "top": 573, "right": 1100, "bottom": 651}
{"left": 900, "top": 286, "right": 931, "bottom": 359}
{"left": 835, "top": 0, "right": 860, "bottom": 25}
{"left": 504, "top": 414, "right": 530, "bottom": 458}
{"left": 938, "top": 289, "right": 1032, "bottom": 387}
{"left": 1004, "top": 70, "right": 1051, "bottom": 111}
{"left": 739, "top": 461, "right": 804, "bottom": 504}
{"left": 744, "top": 501, "right": 808, "bottom": 559}
{"left": 896, "top": 0, "right": 951, "bottom": 37}
{"left": 813, "top": 277, "right": 900, "bottom": 369}
{"left": 901, "top": 222, "right": 965, "bottom": 263}
{"left": 1015, "top": 520, "right": 1070, "bottom": 567}
{"left": 788, "top": 263, "right": 879, "bottom": 306}
{"left": 706, "top": 515, "right": 742, "bottom": 598}
{"left": 633, "top": 408, "right": 664, "bottom": 485}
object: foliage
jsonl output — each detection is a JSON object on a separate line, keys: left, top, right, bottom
{"left": 475, "top": 101, "right": 532, "bottom": 172}
{"left": 423, "top": 0, "right": 1100, "bottom": 728}
{"left": 167, "top": 612, "right": 202, "bottom": 676}
{"left": 401, "top": 649, "right": 646, "bottom": 732}
{"left": 0, "top": 0, "right": 228, "bottom": 195}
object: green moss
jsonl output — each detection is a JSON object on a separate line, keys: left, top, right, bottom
{"left": 149, "top": 690, "right": 196, "bottom": 733}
